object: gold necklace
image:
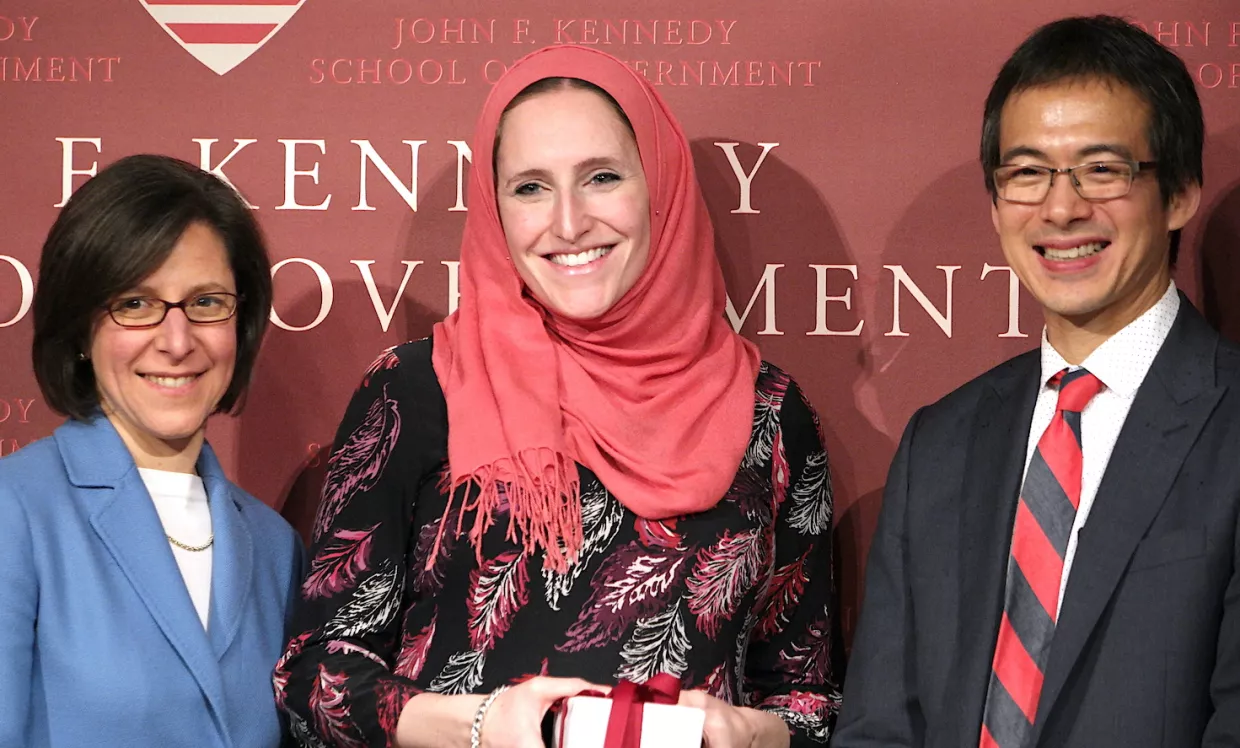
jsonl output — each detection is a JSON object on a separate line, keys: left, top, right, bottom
{"left": 166, "top": 533, "right": 214, "bottom": 552}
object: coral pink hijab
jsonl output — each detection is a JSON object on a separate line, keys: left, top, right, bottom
{"left": 431, "top": 46, "right": 760, "bottom": 571}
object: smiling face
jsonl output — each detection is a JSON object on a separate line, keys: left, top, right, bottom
{"left": 89, "top": 221, "right": 238, "bottom": 471}
{"left": 495, "top": 85, "right": 652, "bottom": 321}
{"left": 991, "top": 79, "right": 1200, "bottom": 343}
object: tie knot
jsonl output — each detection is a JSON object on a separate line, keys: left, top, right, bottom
{"left": 1050, "top": 368, "right": 1103, "bottom": 413}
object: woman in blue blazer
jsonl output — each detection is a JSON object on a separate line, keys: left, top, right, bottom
{"left": 0, "top": 155, "right": 304, "bottom": 748}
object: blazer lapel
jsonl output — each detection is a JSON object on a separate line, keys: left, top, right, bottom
{"left": 199, "top": 443, "right": 255, "bottom": 660}
{"left": 937, "top": 352, "right": 1041, "bottom": 748}
{"left": 1032, "top": 300, "right": 1226, "bottom": 743}
{"left": 60, "top": 417, "right": 231, "bottom": 739}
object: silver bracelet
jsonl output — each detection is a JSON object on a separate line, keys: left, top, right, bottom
{"left": 470, "top": 685, "right": 509, "bottom": 748}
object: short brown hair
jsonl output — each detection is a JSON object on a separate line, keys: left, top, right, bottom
{"left": 33, "top": 154, "right": 273, "bottom": 420}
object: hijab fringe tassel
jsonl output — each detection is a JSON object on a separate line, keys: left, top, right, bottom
{"left": 427, "top": 449, "right": 582, "bottom": 574}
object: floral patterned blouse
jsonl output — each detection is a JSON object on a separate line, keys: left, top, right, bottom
{"left": 274, "top": 339, "right": 843, "bottom": 747}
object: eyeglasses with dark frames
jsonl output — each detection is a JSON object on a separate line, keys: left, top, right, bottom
{"left": 993, "top": 160, "right": 1158, "bottom": 205}
{"left": 106, "top": 292, "right": 241, "bottom": 329}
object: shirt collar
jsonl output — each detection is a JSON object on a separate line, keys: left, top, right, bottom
{"left": 1038, "top": 281, "right": 1179, "bottom": 397}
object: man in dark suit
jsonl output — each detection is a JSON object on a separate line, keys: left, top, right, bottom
{"left": 833, "top": 15, "right": 1239, "bottom": 748}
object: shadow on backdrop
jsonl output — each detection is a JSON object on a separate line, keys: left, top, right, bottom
{"left": 240, "top": 281, "right": 438, "bottom": 545}
{"left": 845, "top": 159, "right": 1043, "bottom": 638}
{"left": 1197, "top": 128, "right": 1240, "bottom": 344}
{"left": 693, "top": 137, "right": 889, "bottom": 654}
{"left": 253, "top": 166, "right": 464, "bottom": 545}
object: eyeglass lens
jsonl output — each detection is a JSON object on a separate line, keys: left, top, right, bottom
{"left": 997, "top": 162, "right": 1135, "bottom": 203}
{"left": 109, "top": 294, "right": 238, "bottom": 326}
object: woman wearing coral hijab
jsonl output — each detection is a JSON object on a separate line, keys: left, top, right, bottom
{"left": 275, "top": 46, "right": 841, "bottom": 747}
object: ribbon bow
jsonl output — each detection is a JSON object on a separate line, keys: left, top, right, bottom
{"left": 600, "top": 674, "right": 681, "bottom": 748}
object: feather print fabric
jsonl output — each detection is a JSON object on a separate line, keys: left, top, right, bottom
{"left": 275, "top": 341, "right": 842, "bottom": 747}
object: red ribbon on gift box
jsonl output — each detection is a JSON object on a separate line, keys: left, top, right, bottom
{"left": 567, "top": 673, "right": 682, "bottom": 748}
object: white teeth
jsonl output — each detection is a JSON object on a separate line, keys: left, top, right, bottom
{"left": 547, "top": 247, "right": 611, "bottom": 267}
{"left": 1043, "top": 242, "right": 1106, "bottom": 261}
{"left": 145, "top": 375, "right": 195, "bottom": 388}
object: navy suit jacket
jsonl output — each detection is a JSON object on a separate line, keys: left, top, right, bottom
{"left": 834, "top": 298, "right": 1240, "bottom": 748}
{"left": 0, "top": 415, "right": 304, "bottom": 748}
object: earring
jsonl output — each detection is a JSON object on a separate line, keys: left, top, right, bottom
{"left": 77, "top": 352, "right": 89, "bottom": 361}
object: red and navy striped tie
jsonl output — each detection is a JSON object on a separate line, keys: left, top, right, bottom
{"left": 980, "top": 367, "right": 1104, "bottom": 748}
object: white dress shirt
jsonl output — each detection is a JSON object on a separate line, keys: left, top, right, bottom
{"left": 1021, "top": 281, "right": 1180, "bottom": 615}
{"left": 140, "top": 467, "right": 214, "bottom": 629}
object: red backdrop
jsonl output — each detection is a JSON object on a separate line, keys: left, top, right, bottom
{"left": 4, "top": 0, "right": 1240, "bottom": 646}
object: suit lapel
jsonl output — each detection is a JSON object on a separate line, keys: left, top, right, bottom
{"left": 1031, "top": 300, "right": 1225, "bottom": 743}
{"left": 200, "top": 443, "right": 255, "bottom": 659}
{"left": 938, "top": 352, "right": 1041, "bottom": 748}
{"left": 59, "top": 416, "right": 231, "bottom": 740}
{"left": 88, "top": 464, "right": 231, "bottom": 727}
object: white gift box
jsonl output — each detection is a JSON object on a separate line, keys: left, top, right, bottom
{"left": 553, "top": 694, "right": 706, "bottom": 748}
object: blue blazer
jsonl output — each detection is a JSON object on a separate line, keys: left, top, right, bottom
{"left": 0, "top": 415, "right": 304, "bottom": 748}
